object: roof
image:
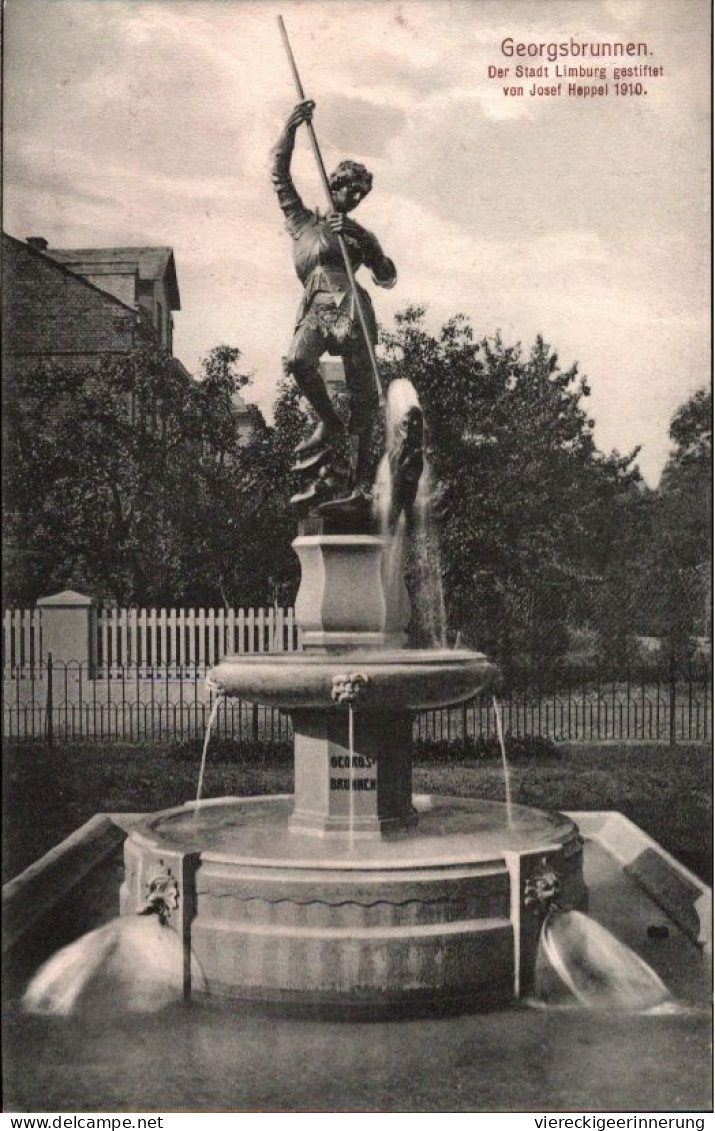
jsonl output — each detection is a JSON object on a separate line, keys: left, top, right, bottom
{"left": 46, "top": 246, "right": 180, "bottom": 309}
{"left": 2, "top": 232, "right": 140, "bottom": 319}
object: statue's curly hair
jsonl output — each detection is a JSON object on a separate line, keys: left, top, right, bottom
{"left": 328, "top": 160, "right": 373, "bottom": 197}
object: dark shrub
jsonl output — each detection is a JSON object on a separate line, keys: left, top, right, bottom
{"left": 166, "top": 739, "right": 293, "bottom": 765}
{"left": 412, "top": 734, "right": 562, "bottom": 763}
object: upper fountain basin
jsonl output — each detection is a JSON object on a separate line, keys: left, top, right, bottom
{"left": 207, "top": 649, "right": 497, "bottom": 712}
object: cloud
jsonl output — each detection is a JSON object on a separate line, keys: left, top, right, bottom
{"left": 341, "top": 48, "right": 455, "bottom": 100}
{"left": 602, "top": 0, "right": 645, "bottom": 26}
{"left": 315, "top": 97, "right": 407, "bottom": 160}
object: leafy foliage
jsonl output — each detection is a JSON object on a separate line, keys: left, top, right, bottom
{"left": 413, "top": 734, "right": 562, "bottom": 763}
{"left": 625, "top": 387, "right": 712, "bottom": 657}
{"left": 4, "top": 346, "right": 192, "bottom": 604}
{"left": 3, "top": 345, "right": 299, "bottom": 607}
{"left": 173, "top": 352, "right": 300, "bottom": 609}
{"left": 4, "top": 313, "right": 708, "bottom": 667}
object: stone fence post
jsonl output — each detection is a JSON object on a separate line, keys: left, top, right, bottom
{"left": 36, "top": 590, "right": 97, "bottom": 676}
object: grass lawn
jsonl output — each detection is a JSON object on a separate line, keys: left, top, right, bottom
{"left": 3, "top": 739, "right": 711, "bottom": 885}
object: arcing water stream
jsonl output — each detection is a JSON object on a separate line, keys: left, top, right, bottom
{"left": 492, "top": 694, "right": 513, "bottom": 828}
{"left": 535, "top": 909, "right": 672, "bottom": 1012}
{"left": 348, "top": 700, "right": 356, "bottom": 848}
{"left": 411, "top": 461, "right": 448, "bottom": 649}
{"left": 22, "top": 690, "right": 225, "bottom": 1016}
{"left": 22, "top": 915, "right": 197, "bottom": 1018}
{"left": 195, "top": 690, "right": 224, "bottom": 808}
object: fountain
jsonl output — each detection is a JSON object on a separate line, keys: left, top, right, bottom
{"left": 7, "top": 49, "right": 712, "bottom": 1120}
{"left": 117, "top": 372, "right": 589, "bottom": 1015}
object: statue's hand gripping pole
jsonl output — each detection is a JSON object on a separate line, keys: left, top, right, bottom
{"left": 277, "top": 15, "right": 386, "bottom": 409}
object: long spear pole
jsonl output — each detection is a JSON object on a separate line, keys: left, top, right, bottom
{"left": 277, "top": 15, "right": 386, "bottom": 408}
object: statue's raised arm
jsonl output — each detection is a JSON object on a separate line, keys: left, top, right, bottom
{"left": 271, "top": 100, "right": 315, "bottom": 239}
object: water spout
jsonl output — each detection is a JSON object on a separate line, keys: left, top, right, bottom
{"left": 348, "top": 701, "right": 355, "bottom": 849}
{"left": 412, "top": 463, "right": 448, "bottom": 649}
{"left": 196, "top": 691, "right": 224, "bottom": 808}
{"left": 22, "top": 916, "right": 201, "bottom": 1018}
{"left": 331, "top": 672, "right": 369, "bottom": 848}
{"left": 375, "top": 378, "right": 423, "bottom": 537}
{"left": 492, "top": 695, "right": 513, "bottom": 828}
{"left": 535, "top": 909, "right": 671, "bottom": 1012}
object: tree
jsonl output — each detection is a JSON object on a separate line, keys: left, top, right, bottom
{"left": 175, "top": 363, "right": 304, "bottom": 610}
{"left": 589, "top": 483, "right": 656, "bottom": 667}
{"left": 4, "top": 346, "right": 194, "bottom": 604}
{"left": 3, "top": 344, "right": 280, "bottom": 607}
{"left": 629, "top": 387, "right": 712, "bottom": 658}
{"left": 659, "top": 387, "right": 711, "bottom": 593}
{"left": 379, "top": 307, "right": 642, "bottom": 666}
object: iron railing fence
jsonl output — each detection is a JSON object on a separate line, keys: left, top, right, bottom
{"left": 3, "top": 657, "right": 711, "bottom": 745}
{"left": 415, "top": 655, "right": 712, "bottom": 745}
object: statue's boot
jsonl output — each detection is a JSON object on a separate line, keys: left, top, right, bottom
{"left": 295, "top": 418, "right": 343, "bottom": 457}
{"left": 290, "top": 463, "right": 348, "bottom": 510}
{"left": 318, "top": 465, "right": 349, "bottom": 493}
{"left": 290, "top": 479, "right": 331, "bottom": 508}
{"left": 317, "top": 486, "right": 372, "bottom": 517}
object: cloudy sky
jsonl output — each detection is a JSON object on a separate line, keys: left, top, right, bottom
{"left": 4, "top": 0, "right": 710, "bottom": 485}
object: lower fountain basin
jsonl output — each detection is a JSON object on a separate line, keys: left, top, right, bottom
{"left": 121, "top": 794, "right": 587, "bottom": 1015}
{"left": 207, "top": 649, "right": 497, "bottom": 711}
{"left": 5, "top": 810, "right": 710, "bottom": 1111}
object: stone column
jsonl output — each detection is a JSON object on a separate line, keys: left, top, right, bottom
{"left": 292, "top": 533, "right": 409, "bottom": 650}
{"left": 290, "top": 708, "right": 417, "bottom": 838}
{"left": 36, "top": 590, "right": 98, "bottom": 675}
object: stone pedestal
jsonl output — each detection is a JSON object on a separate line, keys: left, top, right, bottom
{"left": 36, "top": 589, "right": 97, "bottom": 674}
{"left": 288, "top": 530, "right": 416, "bottom": 838}
{"left": 293, "top": 534, "right": 408, "bottom": 650}
{"left": 290, "top": 710, "right": 417, "bottom": 838}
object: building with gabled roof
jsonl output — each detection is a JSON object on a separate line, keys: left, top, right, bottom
{"left": 3, "top": 230, "right": 261, "bottom": 438}
{"left": 3, "top": 232, "right": 146, "bottom": 369}
{"left": 29, "top": 238, "right": 180, "bottom": 354}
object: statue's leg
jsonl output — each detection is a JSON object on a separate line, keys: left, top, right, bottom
{"left": 342, "top": 339, "right": 379, "bottom": 489}
{"left": 284, "top": 319, "right": 343, "bottom": 453}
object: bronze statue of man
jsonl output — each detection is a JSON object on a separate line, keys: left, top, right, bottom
{"left": 271, "top": 99, "right": 396, "bottom": 507}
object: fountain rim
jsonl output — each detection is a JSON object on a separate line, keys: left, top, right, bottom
{"left": 293, "top": 534, "right": 387, "bottom": 546}
{"left": 127, "top": 794, "right": 580, "bottom": 872}
{"left": 209, "top": 648, "right": 493, "bottom": 667}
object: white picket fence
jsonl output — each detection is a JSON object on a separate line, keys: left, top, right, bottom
{"left": 2, "top": 608, "right": 42, "bottom": 673}
{"left": 96, "top": 605, "right": 298, "bottom": 675}
{"left": 2, "top": 605, "right": 299, "bottom": 677}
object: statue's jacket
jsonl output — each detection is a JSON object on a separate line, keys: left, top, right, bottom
{"left": 271, "top": 134, "right": 396, "bottom": 340}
